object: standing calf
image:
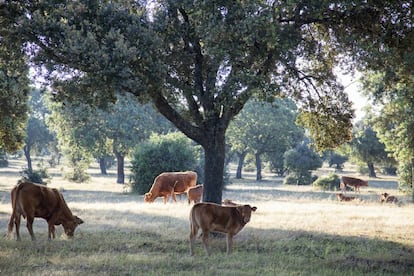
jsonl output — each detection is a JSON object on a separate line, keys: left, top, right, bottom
{"left": 189, "top": 202, "right": 257, "bottom": 256}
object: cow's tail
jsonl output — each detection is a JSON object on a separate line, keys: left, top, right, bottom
{"left": 189, "top": 205, "right": 199, "bottom": 238}
{"left": 7, "top": 184, "right": 21, "bottom": 237}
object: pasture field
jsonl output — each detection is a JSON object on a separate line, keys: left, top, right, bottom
{"left": 0, "top": 159, "right": 414, "bottom": 275}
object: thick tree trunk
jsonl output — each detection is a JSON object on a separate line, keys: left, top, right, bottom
{"left": 114, "top": 151, "right": 125, "bottom": 184}
{"left": 99, "top": 158, "right": 107, "bottom": 175}
{"left": 23, "top": 145, "right": 32, "bottom": 173}
{"left": 202, "top": 132, "right": 226, "bottom": 204}
{"left": 255, "top": 153, "right": 262, "bottom": 181}
{"left": 367, "top": 162, "right": 376, "bottom": 178}
{"left": 236, "top": 151, "right": 247, "bottom": 179}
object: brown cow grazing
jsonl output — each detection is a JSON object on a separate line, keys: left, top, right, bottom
{"left": 336, "top": 193, "right": 356, "bottom": 202}
{"left": 380, "top": 192, "right": 398, "bottom": 203}
{"left": 144, "top": 171, "right": 197, "bottom": 204}
{"left": 7, "top": 180, "right": 83, "bottom": 241}
{"left": 341, "top": 176, "right": 368, "bottom": 193}
{"left": 187, "top": 185, "right": 203, "bottom": 204}
{"left": 189, "top": 202, "right": 257, "bottom": 256}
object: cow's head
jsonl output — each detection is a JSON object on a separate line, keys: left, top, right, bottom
{"left": 380, "top": 193, "right": 389, "bottom": 202}
{"left": 63, "top": 216, "right": 84, "bottom": 238}
{"left": 237, "top": 205, "right": 257, "bottom": 224}
{"left": 144, "top": 192, "right": 155, "bottom": 203}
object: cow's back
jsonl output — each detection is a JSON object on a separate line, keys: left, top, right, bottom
{"left": 16, "top": 182, "right": 60, "bottom": 218}
{"left": 172, "top": 171, "right": 197, "bottom": 193}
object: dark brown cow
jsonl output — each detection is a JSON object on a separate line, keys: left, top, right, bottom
{"left": 341, "top": 176, "right": 368, "bottom": 193}
{"left": 7, "top": 180, "right": 83, "bottom": 241}
{"left": 187, "top": 184, "right": 203, "bottom": 204}
{"left": 336, "top": 193, "right": 356, "bottom": 202}
{"left": 144, "top": 171, "right": 197, "bottom": 203}
{"left": 380, "top": 192, "right": 398, "bottom": 203}
{"left": 189, "top": 202, "right": 257, "bottom": 256}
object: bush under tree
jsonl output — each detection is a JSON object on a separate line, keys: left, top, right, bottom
{"left": 284, "top": 143, "right": 322, "bottom": 185}
{"left": 130, "top": 133, "right": 199, "bottom": 194}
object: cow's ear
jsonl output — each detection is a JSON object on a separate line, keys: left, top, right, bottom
{"left": 251, "top": 206, "right": 257, "bottom": 212}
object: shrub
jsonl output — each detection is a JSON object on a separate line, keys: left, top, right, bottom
{"left": 130, "top": 132, "right": 199, "bottom": 194}
{"left": 20, "top": 168, "right": 49, "bottom": 184}
{"left": 284, "top": 172, "right": 317, "bottom": 185}
{"left": 313, "top": 173, "right": 340, "bottom": 190}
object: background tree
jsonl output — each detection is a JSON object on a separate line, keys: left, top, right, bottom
{"left": 284, "top": 143, "right": 323, "bottom": 185}
{"left": 364, "top": 72, "right": 414, "bottom": 197}
{"left": 324, "top": 150, "right": 348, "bottom": 171}
{"left": 11, "top": 1, "right": 411, "bottom": 203}
{"left": 350, "top": 121, "right": 389, "bottom": 178}
{"left": 24, "top": 89, "right": 54, "bottom": 173}
{"left": 227, "top": 98, "right": 304, "bottom": 180}
{"left": 46, "top": 93, "right": 173, "bottom": 183}
{"left": 0, "top": 3, "right": 30, "bottom": 152}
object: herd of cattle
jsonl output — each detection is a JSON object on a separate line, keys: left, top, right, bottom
{"left": 6, "top": 171, "right": 399, "bottom": 255}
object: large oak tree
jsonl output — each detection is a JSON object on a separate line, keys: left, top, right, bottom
{"left": 7, "top": 0, "right": 411, "bottom": 203}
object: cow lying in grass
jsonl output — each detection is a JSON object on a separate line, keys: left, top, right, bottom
{"left": 380, "top": 192, "right": 398, "bottom": 203}
{"left": 189, "top": 202, "right": 257, "bottom": 256}
{"left": 336, "top": 193, "right": 357, "bottom": 202}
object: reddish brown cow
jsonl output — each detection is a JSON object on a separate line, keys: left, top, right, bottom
{"left": 144, "top": 171, "right": 197, "bottom": 203}
{"left": 189, "top": 202, "right": 257, "bottom": 256}
{"left": 336, "top": 193, "right": 356, "bottom": 202}
{"left": 7, "top": 180, "right": 83, "bottom": 241}
{"left": 341, "top": 176, "right": 368, "bottom": 193}
{"left": 380, "top": 192, "right": 398, "bottom": 203}
{"left": 187, "top": 185, "right": 203, "bottom": 204}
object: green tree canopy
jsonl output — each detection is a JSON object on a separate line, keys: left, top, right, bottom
{"left": 228, "top": 98, "right": 304, "bottom": 179}
{"left": 0, "top": 2, "right": 30, "bottom": 152}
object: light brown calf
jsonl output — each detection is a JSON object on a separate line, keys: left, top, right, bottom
{"left": 187, "top": 185, "right": 203, "bottom": 204}
{"left": 189, "top": 202, "right": 257, "bottom": 256}
{"left": 380, "top": 192, "right": 398, "bottom": 203}
{"left": 336, "top": 193, "right": 356, "bottom": 202}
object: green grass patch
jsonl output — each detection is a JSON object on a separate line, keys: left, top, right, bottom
{"left": 1, "top": 230, "right": 413, "bottom": 275}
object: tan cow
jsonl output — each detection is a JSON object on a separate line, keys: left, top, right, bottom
{"left": 341, "top": 176, "right": 368, "bottom": 193}
{"left": 380, "top": 192, "right": 398, "bottom": 203}
{"left": 8, "top": 180, "right": 83, "bottom": 241}
{"left": 187, "top": 185, "right": 203, "bottom": 204}
{"left": 189, "top": 202, "right": 257, "bottom": 256}
{"left": 144, "top": 171, "right": 197, "bottom": 203}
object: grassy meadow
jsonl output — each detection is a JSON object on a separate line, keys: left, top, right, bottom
{"left": 0, "top": 159, "right": 414, "bottom": 275}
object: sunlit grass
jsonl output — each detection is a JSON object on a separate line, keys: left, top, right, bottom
{"left": 0, "top": 159, "right": 413, "bottom": 275}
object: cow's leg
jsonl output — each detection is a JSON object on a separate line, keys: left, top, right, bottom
{"left": 47, "top": 223, "right": 56, "bottom": 240}
{"left": 189, "top": 222, "right": 199, "bottom": 256}
{"left": 201, "top": 230, "right": 211, "bottom": 256}
{"left": 26, "top": 216, "right": 36, "bottom": 241}
{"left": 226, "top": 233, "right": 234, "bottom": 255}
{"left": 171, "top": 190, "right": 177, "bottom": 203}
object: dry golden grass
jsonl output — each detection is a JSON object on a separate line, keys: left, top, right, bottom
{"left": 1, "top": 158, "right": 413, "bottom": 275}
